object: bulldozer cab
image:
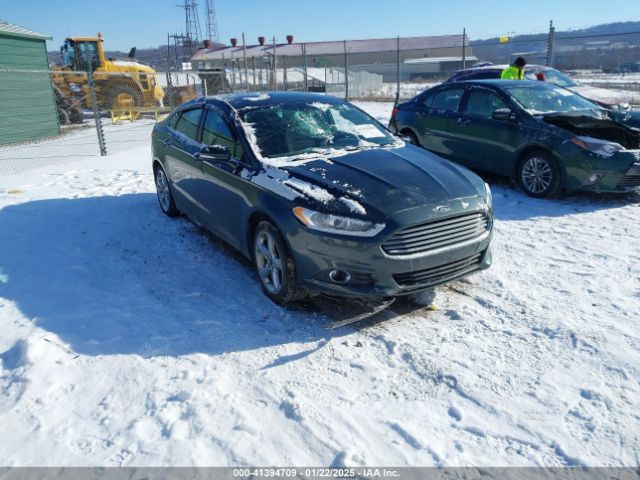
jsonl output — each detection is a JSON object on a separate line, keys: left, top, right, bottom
{"left": 61, "top": 38, "right": 102, "bottom": 72}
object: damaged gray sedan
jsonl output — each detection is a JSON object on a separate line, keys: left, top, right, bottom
{"left": 151, "top": 92, "right": 493, "bottom": 306}
{"left": 390, "top": 80, "right": 640, "bottom": 197}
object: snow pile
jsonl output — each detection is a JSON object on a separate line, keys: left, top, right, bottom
{"left": 339, "top": 197, "right": 367, "bottom": 215}
{"left": 0, "top": 102, "right": 639, "bottom": 467}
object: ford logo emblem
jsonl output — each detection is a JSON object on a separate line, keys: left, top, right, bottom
{"left": 433, "top": 205, "right": 450, "bottom": 213}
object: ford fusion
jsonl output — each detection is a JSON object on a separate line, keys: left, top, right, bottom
{"left": 390, "top": 80, "right": 640, "bottom": 197}
{"left": 152, "top": 92, "right": 493, "bottom": 304}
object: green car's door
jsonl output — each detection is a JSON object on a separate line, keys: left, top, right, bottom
{"left": 196, "top": 106, "right": 253, "bottom": 251}
{"left": 413, "top": 87, "right": 467, "bottom": 161}
{"left": 454, "top": 86, "right": 527, "bottom": 175}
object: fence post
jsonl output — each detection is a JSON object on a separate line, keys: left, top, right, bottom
{"left": 86, "top": 66, "right": 107, "bottom": 156}
{"left": 344, "top": 40, "right": 349, "bottom": 101}
{"left": 283, "top": 55, "right": 288, "bottom": 91}
{"left": 302, "top": 43, "right": 309, "bottom": 92}
{"left": 462, "top": 28, "right": 467, "bottom": 69}
{"left": 546, "top": 20, "right": 555, "bottom": 67}
{"left": 242, "top": 32, "right": 249, "bottom": 91}
{"left": 395, "top": 35, "right": 400, "bottom": 106}
{"left": 273, "top": 36, "right": 278, "bottom": 92}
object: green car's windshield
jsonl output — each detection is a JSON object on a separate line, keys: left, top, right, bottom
{"left": 524, "top": 68, "right": 577, "bottom": 88}
{"left": 505, "top": 84, "right": 600, "bottom": 114}
{"left": 239, "top": 101, "right": 396, "bottom": 160}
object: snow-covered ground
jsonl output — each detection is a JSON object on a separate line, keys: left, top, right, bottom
{"left": 1, "top": 102, "right": 639, "bottom": 467}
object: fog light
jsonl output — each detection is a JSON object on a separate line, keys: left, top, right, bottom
{"left": 584, "top": 173, "right": 604, "bottom": 185}
{"left": 329, "top": 270, "right": 351, "bottom": 284}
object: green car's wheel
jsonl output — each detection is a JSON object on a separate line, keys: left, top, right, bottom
{"left": 517, "top": 151, "right": 561, "bottom": 198}
{"left": 253, "top": 221, "right": 306, "bottom": 305}
{"left": 154, "top": 166, "right": 179, "bottom": 217}
{"left": 402, "top": 130, "right": 420, "bottom": 146}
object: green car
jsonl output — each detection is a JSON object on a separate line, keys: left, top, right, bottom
{"left": 390, "top": 80, "right": 640, "bottom": 197}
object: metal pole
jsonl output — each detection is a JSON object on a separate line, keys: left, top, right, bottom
{"left": 462, "top": 28, "right": 467, "bottom": 69}
{"left": 395, "top": 35, "right": 400, "bottom": 106}
{"left": 242, "top": 32, "right": 249, "bottom": 91}
{"left": 272, "top": 36, "right": 277, "bottom": 91}
{"left": 546, "top": 20, "right": 555, "bottom": 67}
{"left": 302, "top": 43, "right": 309, "bottom": 92}
{"left": 344, "top": 39, "right": 349, "bottom": 101}
{"left": 283, "top": 55, "right": 288, "bottom": 91}
{"left": 252, "top": 56, "right": 257, "bottom": 89}
{"left": 86, "top": 63, "right": 107, "bottom": 156}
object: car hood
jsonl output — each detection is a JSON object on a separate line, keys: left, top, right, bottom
{"left": 542, "top": 111, "right": 640, "bottom": 149}
{"left": 277, "top": 145, "right": 485, "bottom": 217}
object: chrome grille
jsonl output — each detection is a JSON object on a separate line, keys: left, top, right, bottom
{"left": 394, "top": 253, "right": 482, "bottom": 288}
{"left": 382, "top": 212, "right": 489, "bottom": 256}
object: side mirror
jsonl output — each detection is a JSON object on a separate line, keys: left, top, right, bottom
{"left": 492, "top": 108, "right": 516, "bottom": 122}
{"left": 197, "top": 144, "right": 231, "bottom": 161}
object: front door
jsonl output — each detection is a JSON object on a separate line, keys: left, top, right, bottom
{"left": 454, "top": 87, "right": 525, "bottom": 174}
{"left": 196, "top": 107, "right": 254, "bottom": 250}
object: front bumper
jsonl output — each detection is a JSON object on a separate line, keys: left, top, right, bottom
{"left": 288, "top": 202, "right": 494, "bottom": 299}
{"left": 559, "top": 143, "right": 640, "bottom": 193}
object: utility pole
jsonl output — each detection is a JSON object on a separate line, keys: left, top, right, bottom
{"left": 546, "top": 20, "right": 555, "bottom": 67}
{"left": 204, "top": 0, "right": 220, "bottom": 43}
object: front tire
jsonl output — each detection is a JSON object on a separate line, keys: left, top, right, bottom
{"left": 402, "top": 130, "right": 420, "bottom": 146}
{"left": 253, "top": 221, "right": 306, "bottom": 305}
{"left": 517, "top": 150, "right": 561, "bottom": 198}
{"left": 154, "top": 166, "right": 178, "bottom": 217}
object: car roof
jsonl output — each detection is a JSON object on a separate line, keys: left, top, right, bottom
{"left": 202, "top": 91, "right": 344, "bottom": 110}
{"left": 461, "top": 64, "right": 548, "bottom": 72}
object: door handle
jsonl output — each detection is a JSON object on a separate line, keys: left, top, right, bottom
{"left": 457, "top": 117, "right": 471, "bottom": 127}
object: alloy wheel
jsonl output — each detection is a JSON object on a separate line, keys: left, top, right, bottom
{"left": 155, "top": 169, "right": 171, "bottom": 212}
{"left": 254, "top": 230, "right": 284, "bottom": 294}
{"left": 521, "top": 157, "right": 553, "bottom": 194}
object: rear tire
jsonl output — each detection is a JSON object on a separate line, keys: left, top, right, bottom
{"left": 154, "top": 166, "right": 178, "bottom": 217}
{"left": 402, "top": 130, "right": 420, "bottom": 146}
{"left": 253, "top": 221, "right": 306, "bottom": 305}
{"left": 517, "top": 150, "right": 561, "bottom": 198}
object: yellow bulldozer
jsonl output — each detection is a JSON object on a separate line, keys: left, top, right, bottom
{"left": 52, "top": 33, "right": 165, "bottom": 118}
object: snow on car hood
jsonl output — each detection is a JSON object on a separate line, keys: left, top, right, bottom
{"left": 278, "top": 145, "right": 485, "bottom": 216}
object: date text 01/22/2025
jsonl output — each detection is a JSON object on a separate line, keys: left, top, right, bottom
{"left": 231, "top": 468, "right": 401, "bottom": 478}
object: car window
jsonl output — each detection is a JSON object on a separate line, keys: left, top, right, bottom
{"left": 465, "top": 89, "right": 509, "bottom": 118}
{"left": 174, "top": 108, "right": 202, "bottom": 140}
{"left": 429, "top": 88, "right": 465, "bottom": 112}
{"left": 239, "top": 100, "right": 396, "bottom": 160}
{"left": 505, "top": 84, "right": 599, "bottom": 114}
{"left": 202, "top": 109, "right": 234, "bottom": 144}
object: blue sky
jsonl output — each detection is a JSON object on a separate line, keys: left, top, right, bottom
{"left": 3, "top": 0, "right": 640, "bottom": 51}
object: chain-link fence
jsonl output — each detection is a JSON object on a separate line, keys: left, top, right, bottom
{"left": 1, "top": 24, "right": 640, "bottom": 172}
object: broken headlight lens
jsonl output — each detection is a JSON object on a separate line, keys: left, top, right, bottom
{"left": 571, "top": 136, "right": 623, "bottom": 157}
{"left": 292, "top": 207, "right": 385, "bottom": 237}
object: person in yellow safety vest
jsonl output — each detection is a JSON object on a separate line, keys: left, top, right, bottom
{"left": 501, "top": 57, "right": 527, "bottom": 80}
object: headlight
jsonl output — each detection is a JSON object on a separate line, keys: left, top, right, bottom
{"left": 484, "top": 182, "right": 493, "bottom": 209}
{"left": 571, "top": 136, "right": 623, "bottom": 157}
{"left": 292, "top": 207, "right": 385, "bottom": 237}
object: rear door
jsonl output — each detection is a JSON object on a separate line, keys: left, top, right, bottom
{"left": 455, "top": 86, "right": 526, "bottom": 174}
{"left": 412, "top": 86, "right": 467, "bottom": 160}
